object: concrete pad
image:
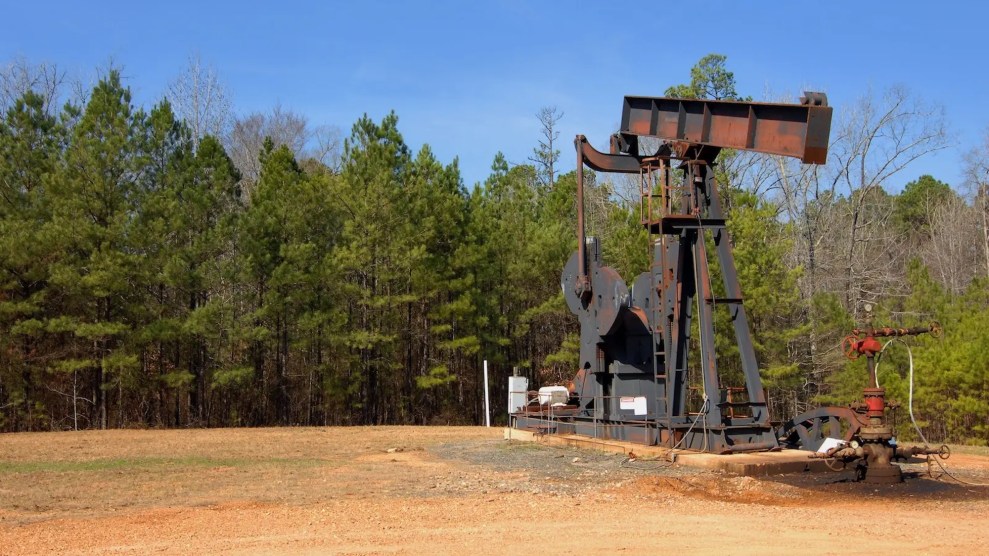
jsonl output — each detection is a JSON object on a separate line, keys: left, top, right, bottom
{"left": 504, "top": 427, "right": 835, "bottom": 476}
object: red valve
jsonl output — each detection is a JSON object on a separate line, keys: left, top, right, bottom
{"left": 842, "top": 335, "right": 860, "bottom": 360}
{"left": 842, "top": 335, "right": 882, "bottom": 360}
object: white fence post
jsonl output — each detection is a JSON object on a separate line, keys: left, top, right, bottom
{"left": 483, "top": 359, "right": 490, "bottom": 427}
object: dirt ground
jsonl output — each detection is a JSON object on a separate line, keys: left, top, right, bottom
{"left": 1, "top": 427, "right": 987, "bottom": 555}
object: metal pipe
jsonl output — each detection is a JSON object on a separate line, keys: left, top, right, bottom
{"left": 718, "top": 440, "right": 779, "bottom": 454}
{"left": 867, "top": 355, "right": 878, "bottom": 393}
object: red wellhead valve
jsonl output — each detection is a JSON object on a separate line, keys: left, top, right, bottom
{"left": 842, "top": 335, "right": 881, "bottom": 359}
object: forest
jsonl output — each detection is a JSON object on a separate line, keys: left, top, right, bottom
{"left": 0, "top": 54, "right": 987, "bottom": 444}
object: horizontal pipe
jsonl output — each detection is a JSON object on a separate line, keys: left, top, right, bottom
{"left": 718, "top": 440, "right": 780, "bottom": 454}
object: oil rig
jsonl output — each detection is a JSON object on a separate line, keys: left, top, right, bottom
{"left": 510, "top": 92, "right": 947, "bottom": 483}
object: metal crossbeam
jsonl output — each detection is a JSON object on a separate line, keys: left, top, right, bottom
{"left": 619, "top": 93, "right": 832, "bottom": 164}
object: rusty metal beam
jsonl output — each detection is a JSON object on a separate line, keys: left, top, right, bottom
{"left": 575, "top": 135, "right": 642, "bottom": 174}
{"left": 574, "top": 138, "right": 590, "bottom": 301}
{"left": 619, "top": 92, "right": 832, "bottom": 164}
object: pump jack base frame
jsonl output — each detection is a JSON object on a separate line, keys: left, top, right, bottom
{"left": 505, "top": 426, "right": 849, "bottom": 477}
{"left": 512, "top": 412, "right": 779, "bottom": 454}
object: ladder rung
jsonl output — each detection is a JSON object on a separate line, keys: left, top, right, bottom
{"left": 645, "top": 216, "right": 727, "bottom": 234}
{"left": 705, "top": 297, "right": 742, "bottom": 304}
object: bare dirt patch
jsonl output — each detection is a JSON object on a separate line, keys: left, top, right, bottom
{"left": 1, "top": 427, "right": 987, "bottom": 555}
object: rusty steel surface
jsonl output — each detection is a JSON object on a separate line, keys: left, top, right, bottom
{"left": 618, "top": 93, "right": 832, "bottom": 164}
{"left": 849, "top": 321, "right": 942, "bottom": 340}
{"left": 574, "top": 138, "right": 590, "bottom": 300}
{"left": 575, "top": 135, "right": 643, "bottom": 174}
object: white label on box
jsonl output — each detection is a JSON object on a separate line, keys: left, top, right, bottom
{"left": 619, "top": 397, "right": 635, "bottom": 410}
{"left": 633, "top": 396, "right": 647, "bottom": 416}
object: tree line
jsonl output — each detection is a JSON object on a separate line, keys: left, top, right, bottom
{"left": 0, "top": 56, "right": 986, "bottom": 445}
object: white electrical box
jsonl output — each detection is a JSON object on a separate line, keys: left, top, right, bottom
{"left": 507, "top": 376, "right": 528, "bottom": 414}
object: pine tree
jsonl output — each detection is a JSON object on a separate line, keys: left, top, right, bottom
{"left": 239, "top": 139, "right": 306, "bottom": 424}
{"left": 134, "top": 99, "right": 195, "bottom": 426}
{"left": 0, "top": 90, "right": 63, "bottom": 429}
{"left": 45, "top": 71, "right": 145, "bottom": 429}
{"left": 335, "top": 113, "right": 411, "bottom": 424}
{"left": 402, "top": 146, "right": 471, "bottom": 422}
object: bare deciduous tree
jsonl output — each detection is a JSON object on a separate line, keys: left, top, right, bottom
{"left": 529, "top": 106, "right": 563, "bottom": 188}
{"left": 311, "top": 123, "right": 343, "bottom": 173}
{"left": 0, "top": 58, "right": 64, "bottom": 115}
{"left": 963, "top": 128, "right": 989, "bottom": 281}
{"left": 167, "top": 54, "right": 232, "bottom": 149}
{"left": 225, "top": 105, "right": 309, "bottom": 195}
{"left": 828, "top": 86, "right": 950, "bottom": 311}
{"left": 923, "top": 195, "right": 982, "bottom": 295}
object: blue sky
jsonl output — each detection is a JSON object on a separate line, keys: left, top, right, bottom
{"left": 4, "top": 1, "right": 986, "bottom": 191}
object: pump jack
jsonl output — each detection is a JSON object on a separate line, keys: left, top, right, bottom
{"left": 513, "top": 92, "right": 833, "bottom": 453}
